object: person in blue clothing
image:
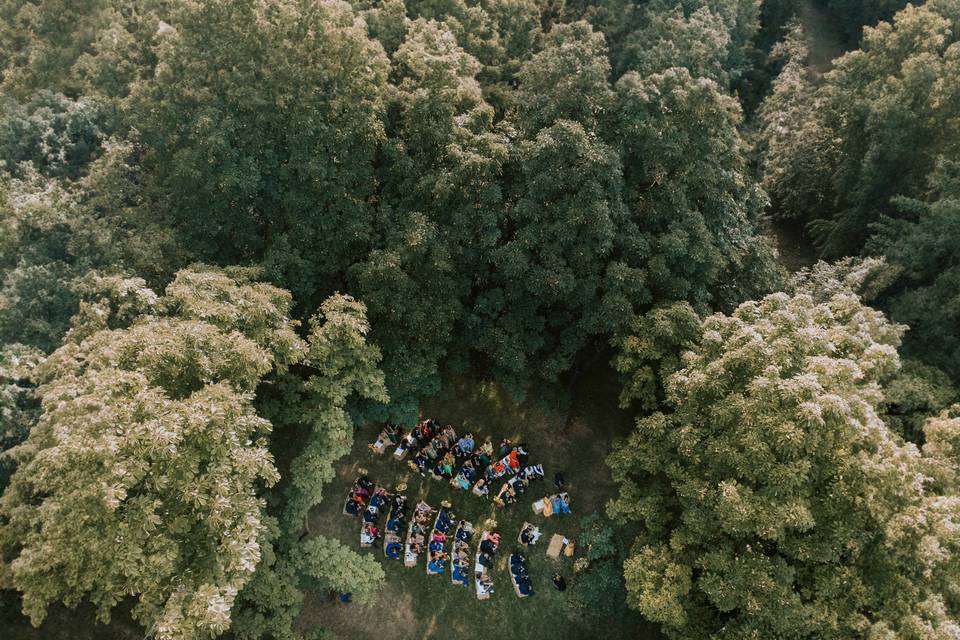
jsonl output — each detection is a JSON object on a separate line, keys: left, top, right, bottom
{"left": 385, "top": 534, "right": 402, "bottom": 559}
{"left": 454, "top": 433, "right": 475, "bottom": 457}
{"left": 551, "top": 492, "right": 571, "bottom": 514}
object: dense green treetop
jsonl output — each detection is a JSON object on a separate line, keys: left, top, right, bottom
{"left": 759, "top": 0, "right": 960, "bottom": 257}
{"left": 129, "top": 0, "right": 390, "bottom": 306}
{"left": 869, "top": 160, "right": 960, "bottom": 383}
{"left": 0, "top": 266, "right": 388, "bottom": 639}
{"left": 610, "top": 290, "right": 960, "bottom": 639}
{"left": 0, "top": 268, "right": 294, "bottom": 639}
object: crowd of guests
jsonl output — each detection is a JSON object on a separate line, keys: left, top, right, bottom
{"left": 405, "top": 500, "right": 436, "bottom": 565}
{"left": 550, "top": 492, "right": 572, "bottom": 515}
{"left": 510, "top": 551, "right": 534, "bottom": 597}
{"left": 494, "top": 475, "right": 528, "bottom": 507}
{"left": 343, "top": 473, "right": 374, "bottom": 516}
{"left": 377, "top": 420, "right": 544, "bottom": 509}
{"left": 343, "top": 474, "right": 415, "bottom": 553}
{"left": 518, "top": 522, "right": 542, "bottom": 546}
{"left": 358, "top": 419, "right": 577, "bottom": 600}
{"left": 426, "top": 506, "right": 455, "bottom": 574}
{"left": 475, "top": 530, "right": 500, "bottom": 598}
{"left": 451, "top": 521, "right": 473, "bottom": 586}
{"left": 383, "top": 490, "right": 408, "bottom": 559}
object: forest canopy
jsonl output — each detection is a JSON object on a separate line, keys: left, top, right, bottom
{"left": 1, "top": 1, "right": 958, "bottom": 639}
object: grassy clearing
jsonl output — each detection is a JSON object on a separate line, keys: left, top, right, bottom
{"left": 298, "top": 370, "right": 660, "bottom": 640}
{"left": 799, "top": 0, "right": 848, "bottom": 71}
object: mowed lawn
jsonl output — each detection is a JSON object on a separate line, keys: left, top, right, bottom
{"left": 297, "top": 371, "right": 661, "bottom": 640}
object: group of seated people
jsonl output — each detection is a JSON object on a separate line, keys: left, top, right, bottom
{"left": 518, "top": 463, "right": 545, "bottom": 481}
{"left": 475, "top": 531, "right": 500, "bottom": 597}
{"left": 473, "top": 440, "right": 538, "bottom": 498}
{"left": 383, "top": 418, "right": 545, "bottom": 504}
{"left": 550, "top": 492, "right": 572, "bottom": 515}
{"left": 518, "top": 522, "right": 542, "bottom": 546}
{"left": 510, "top": 551, "right": 534, "bottom": 597}
{"left": 494, "top": 475, "right": 530, "bottom": 507}
{"left": 343, "top": 474, "right": 375, "bottom": 516}
{"left": 426, "top": 507, "right": 455, "bottom": 573}
{"left": 393, "top": 419, "right": 439, "bottom": 459}
{"left": 383, "top": 492, "right": 409, "bottom": 560}
{"left": 484, "top": 441, "right": 529, "bottom": 482}
{"left": 370, "top": 423, "right": 404, "bottom": 453}
{"left": 405, "top": 500, "right": 436, "bottom": 562}
{"left": 407, "top": 423, "right": 461, "bottom": 478}
{"left": 451, "top": 521, "right": 473, "bottom": 586}
{"left": 360, "top": 486, "right": 391, "bottom": 546}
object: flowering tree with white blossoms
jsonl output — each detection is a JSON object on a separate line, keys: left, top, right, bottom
{"left": 609, "top": 290, "right": 960, "bottom": 639}
{"left": 0, "top": 267, "right": 302, "bottom": 639}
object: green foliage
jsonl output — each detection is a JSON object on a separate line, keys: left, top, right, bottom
{"left": 298, "top": 536, "right": 385, "bottom": 606}
{"left": 883, "top": 360, "right": 958, "bottom": 444}
{"left": 0, "top": 139, "right": 183, "bottom": 353}
{"left": 760, "top": 1, "right": 960, "bottom": 256}
{"left": 615, "top": 66, "right": 775, "bottom": 309}
{"left": 228, "top": 519, "right": 304, "bottom": 640}
{"left": 610, "top": 290, "right": 960, "bottom": 639}
{"left": 613, "top": 303, "right": 701, "bottom": 412}
{"left": 161, "top": 267, "right": 304, "bottom": 370}
{"left": 756, "top": 22, "right": 837, "bottom": 222}
{"left": 350, "top": 16, "right": 499, "bottom": 422}
{"left": 568, "top": 513, "right": 646, "bottom": 626}
{"left": 0, "top": 0, "right": 110, "bottom": 97}
{"left": 476, "top": 118, "right": 625, "bottom": 393}
{"left": 0, "top": 173, "right": 83, "bottom": 350}
{"left": 615, "top": 2, "right": 733, "bottom": 85}
{"left": 130, "top": 0, "right": 390, "bottom": 306}
{"left": 0, "top": 267, "right": 297, "bottom": 639}
{"left": 790, "top": 256, "right": 891, "bottom": 302}
{"left": 823, "top": 0, "right": 912, "bottom": 42}
{"left": 578, "top": 512, "right": 617, "bottom": 561}
{"left": 869, "top": 162, "right": 960, "bottom": 383}
{"left": 232, "top": 294, "right": 386, "bottom": 640}
{"left": 0, "top": 90, "right": 114, "bottom": 178}
{"left": 515, "top": 20, "right": 612, "bottom": 133}
{"left": 0, "top": 264, "right": 387, "bottom": 640}
{"left": 921, "top": 406, "right": 960, "bottom": 493}
{"left": 281, "top": 294, "right": 387, "bottom": 532}
{"left": 0, "top": 343, "right": 42, "bottom": 491}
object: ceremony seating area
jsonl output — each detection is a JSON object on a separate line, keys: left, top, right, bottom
{"left": 451, "top": 520, "right": 473, "bottom": 587}
{"left": 405, "top": 500, "right": 435, "bottom": 567}
{"left": 518, "top": 522, "right": 542, "bottom": 546}
{"left": 375, "top": 418, "right": 545, "bottom": 511}
{"left": 475, "top": 530, "right": 500, "bottom": 600}
{"left": 349, "top": 419, "right": 577, "bottom": 602}
{"left": 509, "top": 551, "right": 534, "bottom": 598}
{"left": 384, "top": 490, "right": 408, "bottom": 560}
{"left": 426, "top": 504, "right": 454, "bottom": 575}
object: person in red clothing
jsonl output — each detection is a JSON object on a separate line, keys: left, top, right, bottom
{"left": 507, "top": 448, "right": 520, "bottom": 471}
